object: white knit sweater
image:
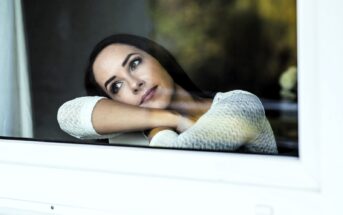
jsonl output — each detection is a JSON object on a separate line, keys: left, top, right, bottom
{"left": 57, "top": 90, "right": 278, "bottom": 154}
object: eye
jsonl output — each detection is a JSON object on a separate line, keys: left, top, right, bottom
{"left": 129, "top": 57, "right": 142, "bottom": 71}
{"left": 110, "top": 81, "right": 123, "bottom": 94}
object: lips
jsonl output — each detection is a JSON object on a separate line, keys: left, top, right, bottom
{"left": 140, "top": 86, "right": 158, "bottom": 105}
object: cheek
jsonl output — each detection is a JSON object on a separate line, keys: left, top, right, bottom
{"left": 159, "top": 71, "right": 174, "bottom": 89}
{"left": 150, "top": 69, "right": 174, "bottom": 89}
{"left": 144, "top": 63, "right": 171, "bottom": 83}
{"left": 111, "top": 88, "right": 139, "bottom": 105}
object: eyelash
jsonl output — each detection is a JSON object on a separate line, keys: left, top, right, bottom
{"left": 129, "top": 57, "right": 142, "bottom": 71}
{"left": 110, "top": 57, "right": 142, "bottom": 95}
{"left": 110, "top": 81, "right": 123, "bottom": 94}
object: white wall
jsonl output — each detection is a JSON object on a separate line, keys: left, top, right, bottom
{"left": 317, "top": 0, "right": 343, "bottom": 213}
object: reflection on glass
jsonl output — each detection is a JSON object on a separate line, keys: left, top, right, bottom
{"left": 1, "top": 0, "right": 297, "bottom": 156}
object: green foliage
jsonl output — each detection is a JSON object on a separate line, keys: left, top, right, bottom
{"left": 149, "top": 0, "right": 297, "bottom": 98}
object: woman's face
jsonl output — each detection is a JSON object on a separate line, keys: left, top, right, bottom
{"left": 93, "top": 44, "right": 175, "bottom": 109}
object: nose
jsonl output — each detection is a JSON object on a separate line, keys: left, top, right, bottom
{"left": 131, "top": 79, "right": 145, "bottom": 94}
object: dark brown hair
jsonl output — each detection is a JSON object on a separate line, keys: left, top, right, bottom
{"left": 85, "top": 34, "right": 212, "bottom": 98}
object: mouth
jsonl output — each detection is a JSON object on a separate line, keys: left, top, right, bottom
{"left": 140, "top": 86, "right": 158, "bottom": 105}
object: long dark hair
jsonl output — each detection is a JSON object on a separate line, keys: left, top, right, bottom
{"left": 85, "top": 34, "right": 212, "bottom": 99}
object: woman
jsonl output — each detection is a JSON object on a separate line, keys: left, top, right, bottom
{"left": 57, "top": 34, "right": 278, "bottom": 154}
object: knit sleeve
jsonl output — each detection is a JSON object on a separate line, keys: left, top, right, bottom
{"left": 170, "top": 90, "right": 277, "bottom": 153}
{"left": 57, "top": 96, "right": 120, "bottom": 139}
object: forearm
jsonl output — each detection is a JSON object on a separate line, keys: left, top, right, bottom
{"left": 57, "top": 96, "right": 192, "bottom": 139}
{"left": 92, "top": 98, "right": 179, "bottom": 135}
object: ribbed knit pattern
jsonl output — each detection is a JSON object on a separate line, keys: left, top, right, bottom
{"left": 150, "top": 90, "right": 278, "bottom": 154}
{"left": 57, "top": 96, "right": 119, "bottom": 139}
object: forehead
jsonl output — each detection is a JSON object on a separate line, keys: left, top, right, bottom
{"left": 93, "top": 44, "right": 141, "bottom": 73}
{"left": 93, "top": 44, "right": 143, "bottom": 86}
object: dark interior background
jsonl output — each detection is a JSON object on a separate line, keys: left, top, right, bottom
{"left": 22, "top": 0, "right": 154, "bottom": 142}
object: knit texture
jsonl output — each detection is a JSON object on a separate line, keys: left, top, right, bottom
{"left": 150, "top": 90, "right": 278, "bottom": 154}
{"left": 57, "top": 91, "right": 278, "bottom": 154}
{"left": 57, "top": 96, "right": 119, "bottom": 139}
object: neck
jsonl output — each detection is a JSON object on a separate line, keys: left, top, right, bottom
{"left": 168, "top": 85, "right": 212, "bottom": 117}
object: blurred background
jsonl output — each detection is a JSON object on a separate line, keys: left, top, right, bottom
{"left": 3, "top": 0, "right": 297, "bottom": 155}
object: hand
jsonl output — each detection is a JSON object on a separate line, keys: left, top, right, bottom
{"left": 176, "top": 115, "right": 196, "bottom": 133}
{"left": 147, "top": 115, "right": 195, "bottom": 141}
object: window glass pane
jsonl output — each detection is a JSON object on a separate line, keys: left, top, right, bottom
{"left": 0, "top": 0, "right": 297, "bottom": 156}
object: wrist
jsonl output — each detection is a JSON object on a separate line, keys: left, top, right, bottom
{"left": 149, "top": 109, "right": 180, "bottom": 129}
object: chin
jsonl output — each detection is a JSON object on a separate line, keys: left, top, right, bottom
{"left": 146, "top": 100, "right": 170, "bottom": 109}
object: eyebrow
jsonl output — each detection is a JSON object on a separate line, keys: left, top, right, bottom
{"left": 104, "top": 75, "right": 116, "bottom": 90}
{"left": 122, "top": 53, "right": 138, "bottom": 67}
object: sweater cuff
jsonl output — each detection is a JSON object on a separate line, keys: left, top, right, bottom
{"left": 79, "top": 96, "right": 104, "bottom": 138}
{"left": 57, "top": 96, "right": 105, "bottom": 139}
